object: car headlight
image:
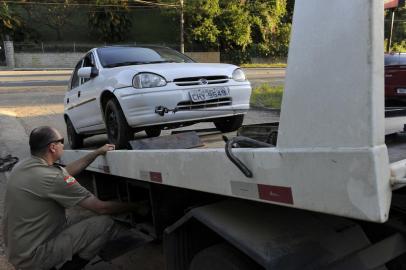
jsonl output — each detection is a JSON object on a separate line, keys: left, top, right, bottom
{"left": 133, "top": 73, "right": 167, "bottom": 88}
{"left": 232, "top": 68, "right": 246, "bottom": 82}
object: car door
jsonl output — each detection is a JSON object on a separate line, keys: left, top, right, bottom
{"left": 74, "top": 52, "right": 104, "bottom": 131}
{"left": 65, "top": 59, "right": 84, "bottom": 131}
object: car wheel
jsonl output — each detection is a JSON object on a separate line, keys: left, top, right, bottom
{"left": 189, "top": 243, "right": 261, "bottom": 270}
{"left": 66, "top": 117, "right": 83, "bottom": 149}
{"left": 145, "top": 127, "right": 161, "bottom": 138}
{"left": 105, "top": 99, "right": 133, "bottom": 149}
{"left": 214, "top": 115, "right": 244, "bottom": 133}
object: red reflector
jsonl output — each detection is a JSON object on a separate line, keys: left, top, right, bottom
{"left": 149, "top": 172, "right": 162, "bottom": 183}
{"left": 257, "top": 184, "right": 294, "bottom": 205}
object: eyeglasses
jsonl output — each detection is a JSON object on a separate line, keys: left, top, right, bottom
{"left": 48, "top": 138, "right": 64, "bottom": 145}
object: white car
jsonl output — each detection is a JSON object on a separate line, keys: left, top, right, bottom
{"left": 64, "top": 46, "right": 251, "bottom": 149}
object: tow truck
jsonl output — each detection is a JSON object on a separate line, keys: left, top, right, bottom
{"left": 60, "top": 0, "right": 406, "bottom": 269}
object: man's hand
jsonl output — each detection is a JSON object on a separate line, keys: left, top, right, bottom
{"left": 79, "top": 195, "right": 151, "bottom": 216}
{"left": 96, "top": 144, "right": 115, "bottom": 156}
{"left": 66, "top": 144, "right": 115, "bottom": 176}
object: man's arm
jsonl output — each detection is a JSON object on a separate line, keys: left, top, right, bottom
{"left": 78, "top": 195, "right": 148, "bottom": 215}
{"left": 65, "top": 144, "right": 115, "bottom": 176}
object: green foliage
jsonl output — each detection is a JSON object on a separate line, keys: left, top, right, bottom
{"left": 392, "top": 6, "right": 406, "bottom": 52}
{"left": 391, "top": 41, "right": 406, "bottom": 52}
{"left": 184, "top": 0, "right": 220, "bottom": 46}
{"left": 250, "top": 84, "right": 284, "bottom": 109}
{"left": 267, "top": 22, "right": 291, "bottom": 57}
{"left": 88, "top": 0, "right": 132, "bottom": 43}
{"left": 0, "top": 2, "right": 39, "bottom": 42}
{"left": 0, "top": 2, "right": 21, "bottom": 38}
{"left": 184, "top": 0, "right": 290, "bottom": 64}
{"left": 21, "top": 0, "right": 77, "bottom": 41}
{"left": 385, "top": 6, "right": 406, "bottom": 52}
{"left": 218, "top": 0, "right": 251, "bottom": 50}
{"left": 241, "top": 63, "right": 286, "bottom": 68}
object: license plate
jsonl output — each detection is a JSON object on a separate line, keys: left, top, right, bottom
{"left": 397, "top": 88, "right": 406, "bottom": 94}
{"left": 189, "top": 87, "right": 230, "bottom": 102}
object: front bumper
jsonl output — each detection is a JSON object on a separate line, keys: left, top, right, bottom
{"left": 115, "top": 83, "right": 251, "bottom": 128}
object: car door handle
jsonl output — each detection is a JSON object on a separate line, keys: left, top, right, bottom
{"left": 78, "top": 91, "right": 81, "bottom": 98}
{"left": 386, "top": 74, "right": 393, "bottom": 78}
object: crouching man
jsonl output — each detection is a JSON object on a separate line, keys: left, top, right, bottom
{"left": 3, "top": 126, "right": 140, "bottom": 270}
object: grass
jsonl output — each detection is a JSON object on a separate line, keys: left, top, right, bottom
{"left": 241, "top": 63, "right": 287, "bottom": 68}
{"left": 250, "top": 84, "right": 284, "bottom": 109}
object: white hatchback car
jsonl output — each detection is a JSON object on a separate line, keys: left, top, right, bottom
{"left": 64, "top": 46, "right": 251, "bottom": 148}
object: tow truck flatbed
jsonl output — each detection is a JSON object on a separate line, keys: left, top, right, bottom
{"left": 60, "top": 1, "right": 406, "bottom": 269}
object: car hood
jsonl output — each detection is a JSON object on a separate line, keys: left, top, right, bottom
{"left": 101, "top": 63, "right": 240, "bottom": 87}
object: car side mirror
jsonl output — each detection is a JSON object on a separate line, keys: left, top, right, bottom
{"left": 78, "top": 67, "right": 99, "bottom": 79}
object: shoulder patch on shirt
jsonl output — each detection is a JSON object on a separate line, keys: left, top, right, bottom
{"left": 63, "top": 175, "right": 77, "bottom": 186}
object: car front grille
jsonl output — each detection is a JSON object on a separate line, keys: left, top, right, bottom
{"left": 176, "top": 97, "right": 232, "bottom": 111}
{"left": 173, "top": 76, "right": 229, "bottom": 86}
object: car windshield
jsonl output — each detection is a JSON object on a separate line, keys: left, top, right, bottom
{"left": 385, "top": 54, "right": 406, "bottom": 66}
{"left": 97, "top": 47, "right": 195, "bottom": 68}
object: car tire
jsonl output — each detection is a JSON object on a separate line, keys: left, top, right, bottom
{"left": 145, "top": 127, "right": 161, "bottom": 138}
{"left": 189, "top": 243, "right": 261, "bottom": 270}
{"left": 105, "top": 99, "right": 133, "bottom": 149}
{"left": 66, "top": 117, "right": 83, "bottom": 149}
{"left": 214, "top": 115, "right": 244, "bottom": 133}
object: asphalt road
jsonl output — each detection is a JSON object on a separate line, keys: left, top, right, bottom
{"left": 0, "top": 69, "right": 282, "bottom": 148}
{"left": 0, "top": 69, "right": 281, "bottom": 270}
{"left": 0, "top": 68, "right": 286, "bottom": 88}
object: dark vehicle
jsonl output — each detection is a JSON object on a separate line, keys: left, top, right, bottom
{"left": 385, "top": 53, "right": 406, "bottom": 105}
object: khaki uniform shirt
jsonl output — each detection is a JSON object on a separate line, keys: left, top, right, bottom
{"left": 3, "top": 156, "right": 91, "bottom": 269}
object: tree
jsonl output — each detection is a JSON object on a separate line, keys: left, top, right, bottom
{"left": 88, "top": 0, "right": 132, "bottom": 43}
{"left": 0, "top": 2, "right": 39, "bottom": 42}
{"left": 247, "top": 0, "right": 287, "bottom": 56}
{"left": 218, "top": 0, "right": 252, "bottom": 51}
{"left": 285, "top": 0, "right": 295, "bottom": 22}
{"left": 158, "top": 0, "right": 291, "bottom": 62}
{"left": 386, "top": 5, "right": 406, "bottom": 51}
{"left": 0, "top": 2, "right": 21, "bottom": 39}
{"left": 182, "top": 0, "right": 290, "bottom": 63}
{"left": 184, "top": 0, "right": 221, "bottom": 47}
{"left": 21, "top": 0, "right": 77, "bottom": 41}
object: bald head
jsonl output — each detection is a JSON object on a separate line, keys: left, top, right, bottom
{"left": 29, "top": 126, "right": 59, "bottom": 156}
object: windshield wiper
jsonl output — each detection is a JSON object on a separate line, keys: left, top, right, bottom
{"left": 104, "top": 61, "right": 146, "bottom": 68}
{"left": 105, "top": 60, "right": 177, "bottom": 68}
{"left": 144, "top": 60, "right": 177, "bottom": 64}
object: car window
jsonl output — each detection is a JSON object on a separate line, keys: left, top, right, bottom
{"left": 385, "top": 55, "right": 398, "bottom": 66}
{"left": 385, "top": 54, "right": 406, "bottom": 66}
{"left": 70, "top": 59, "right": 83, "bottom": 90}
{"left": 152, "top": 46, "right": 195, "bottom": 63}
{"left": 399, "top": 55, "right": 406, "bottom": 65}
{"left": 82, "top": 53, "right": 95, "bottom": 84}
{"left": 83, "top": 53, "right": 95, "bottom": 68}
{"left": 97, "top": 46, "right": 195, "bottom": 68}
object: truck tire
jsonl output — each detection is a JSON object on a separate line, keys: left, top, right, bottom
{"left": 145, "top": 127, "right": 161, "bottom": 137}
{"left": 189, "top": 243, "right": 261, "bottom": 270}
{"left": 66, "top": 117, "right": 83, "bottom": 149}
{"left": 214, "top": 115, "right": 244, "bottom": 133}
{"left": 105, "top": 99, "right": 133, "bottom": 149}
